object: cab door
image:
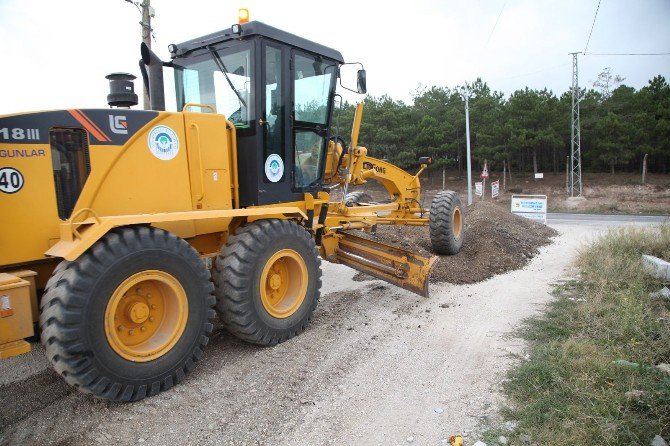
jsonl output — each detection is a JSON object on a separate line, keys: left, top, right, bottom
{"left": 290, "top": 51, "right": 337, "bottom": 193}
{"left": 261, "top": 42, "right": 286, "bottom": 188}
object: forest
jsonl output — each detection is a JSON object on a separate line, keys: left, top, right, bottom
{"left": 332, "top": 70, "right": 670, "bottom": 175}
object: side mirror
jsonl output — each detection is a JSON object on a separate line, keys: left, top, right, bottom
{"left": 357, "top": 69, "right": 367, "bottom": 94}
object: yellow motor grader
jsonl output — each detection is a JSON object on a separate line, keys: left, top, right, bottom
{"left": 0, "top": 19, "right": 463, "bottom": 401}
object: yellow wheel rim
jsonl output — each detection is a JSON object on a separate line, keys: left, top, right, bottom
{"left": 105, "top": 270, "right": 188, "bottom": 362}
{"left": 452, "top": 207, "right": 463, "bottom": 239}
{"left": 260, "top": 249, "right": 308, "bottom": 319}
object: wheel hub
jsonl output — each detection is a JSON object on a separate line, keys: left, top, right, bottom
{"left": 260, "top": 249, "right": 308, "bottom": 319}
{"left": 105, "top": 270, "right": 188, "bottom": 362}
{"left": 128, "top": 301, "right": 150, "bottom": 324}
{"left": 269, "top": 273, "right": 282, "bottom": 290}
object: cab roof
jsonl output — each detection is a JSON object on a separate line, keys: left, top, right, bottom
{"left": 171, "top": 21, "right": 344, "bottom": 63}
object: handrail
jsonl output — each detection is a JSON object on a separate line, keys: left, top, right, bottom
{"left": 182, "top": 103, "right": 216, "bottom": 113}
{"left": 188, "top": 123, "right": 205, "bottom": 202}
{"left": 68, "top": 208, "right": 101, "bottom": 240}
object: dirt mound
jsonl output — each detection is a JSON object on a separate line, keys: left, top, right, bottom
{"left": 354, "top": 201, "right": 558, "bottom": 284}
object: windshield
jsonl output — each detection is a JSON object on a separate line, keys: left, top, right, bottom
{"left": 173, "top": 44, "right": 253, "bottom": 128}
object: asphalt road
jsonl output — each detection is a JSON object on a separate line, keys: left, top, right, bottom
{"left": 547, "top": 212, "right": 670, "bottom": 226}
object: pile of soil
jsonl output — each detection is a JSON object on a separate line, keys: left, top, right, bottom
{"left": 353, "top": 201, "right": 558, "bottom": 284}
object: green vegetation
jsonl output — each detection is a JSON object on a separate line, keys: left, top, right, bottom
{"left": 494, "top": 227, "right": 670, "bottom": 444}
{"left": 334, "top": 72, "right": 670, "bottom": 176}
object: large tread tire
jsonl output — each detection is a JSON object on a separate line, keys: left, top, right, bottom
{"left": 213, "top": 219, "right": 321, "bottom": 346}
{"left": 39, "top": 226, "right": 216, "bottom": 402}
{"left": 429, "top": 191, "right": 465, "bottom": 255}
{"left": 344, "top": 191, "right": 373, "bottom": 206}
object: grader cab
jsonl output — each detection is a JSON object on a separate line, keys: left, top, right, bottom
{"left": 0, "top": 20, "right": 464, "bottom": 401}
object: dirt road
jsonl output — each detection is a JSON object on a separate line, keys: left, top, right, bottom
{"left": 1, "top": 223, "right": 601, "bottom": 445}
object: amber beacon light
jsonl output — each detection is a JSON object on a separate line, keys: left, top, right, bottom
{"left": 239, "top": 8, "right": 249, "bottom": 24}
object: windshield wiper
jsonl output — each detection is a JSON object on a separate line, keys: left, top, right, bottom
{"left": 207, "top": 46, "right": 247, "bottom": 108}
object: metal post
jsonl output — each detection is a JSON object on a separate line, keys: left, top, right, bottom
{"left": 442, "top": 168, "right": 446, "bottom": 190}
{"left": 642, "top": 153, "right": 648, "bottom": 184}
{"left": 464, "top": 93, "right": 473, "bottom": 205}
{"left": 502, "top": 160, "right": 506, "bottom": 192}
{"left": 140, "top": 0, "right": 153, "bottom": 110}
{"left": 565, "top": 155, "right": 570, "bottom": 194}
{"left": 569, "top": 52, "right": 583, "bottom": 197}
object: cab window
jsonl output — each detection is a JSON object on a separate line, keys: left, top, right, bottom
{"left": 174, "top": 45, "right": 253, "bottom": 129}
{"left": 293, "top": 53, "right": 336, "bottom": 189}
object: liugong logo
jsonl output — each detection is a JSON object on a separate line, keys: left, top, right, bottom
{"left": 109, "top": 115, "right": 128, "bottom": 135}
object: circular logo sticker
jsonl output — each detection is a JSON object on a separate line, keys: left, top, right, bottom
{"left": 264, "top": 154, "right": 284, "bottom": 182}
{"left": 0, "top": 167, "right": 24, "bottom": 194}
{"left": 148, "top": 125, "right": 180, "bottom": 161}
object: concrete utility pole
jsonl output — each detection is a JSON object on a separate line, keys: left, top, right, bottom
{"left": 459, "top": 86, "right": 473, "bottom": 206}
{"left": 127, "top": 0, "right": 154, "bottom": 109}
{"left": 569, "top": 52, "right": 583, "bottom": 197}
{"left": 140, "top": 0, "right": 153, "bottom": 110}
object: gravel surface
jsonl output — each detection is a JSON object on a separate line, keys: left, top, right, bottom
{"left": 0, "top": 221, "right": 595, "bottom": 446}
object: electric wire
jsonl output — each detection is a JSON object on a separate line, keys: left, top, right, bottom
{"left": 583, "top": 0, "right": 602, "bottom": 53}
{"left": 487, "top": 62, "right": 571, "bottom": 82}
{"left": 584, "top": 52, "right": 670, "bottom": 56}
{"left": 484, "top": 2, "right": 507, "bottom": 49}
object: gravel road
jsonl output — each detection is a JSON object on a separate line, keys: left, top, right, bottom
{"left": 0, "top": 223, "right": 604, "bottom": 445}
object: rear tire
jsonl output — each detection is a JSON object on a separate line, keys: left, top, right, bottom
{"left": 39, "top": 227, "right": 215, "bottom": 402}
{"left": 213, "top": 219, "right": 321, "bottom": 346}
{"left": 429, "top": 191, "right": 465, "bottom": 255}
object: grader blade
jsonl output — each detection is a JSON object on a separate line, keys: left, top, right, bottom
{"left": 334, "top": 232, "right": 437, "bottom": 297}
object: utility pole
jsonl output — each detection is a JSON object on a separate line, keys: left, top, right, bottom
{"left": 459, "top": 86, "right": 473, "bottom": 206}
{"left": 569, "top": 52, "right": 583, "bottom": 197}
{"left": 140, "top": 0, "right": 153, "bottom": 110}
{"left": 127, "top": 0, "right": 154, "bottom": 109}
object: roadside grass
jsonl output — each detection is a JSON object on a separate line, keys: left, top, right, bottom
{"left": 489, "top": 226, "right": 670, "bottom": 445}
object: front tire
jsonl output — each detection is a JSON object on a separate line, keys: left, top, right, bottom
{"left": 429, "top": 191, "right": 465, "bottom": 255}
{"left": 39, "top": 227, "right": 215, "bottom": 402}
{"left": 213, "top": 219, "right": 321, "bottom": 346}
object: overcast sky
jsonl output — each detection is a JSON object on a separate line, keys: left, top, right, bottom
{"left": 0, "top": 0, "right": 668, "bottom": 115}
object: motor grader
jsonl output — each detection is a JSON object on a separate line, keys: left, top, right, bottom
{"left": 0, "top": 19, "right": 464, "bottom": 401}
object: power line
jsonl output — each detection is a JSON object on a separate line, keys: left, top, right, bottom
{"left": 584, "top": 52, "right": 670, "bottom": 56}
{"left": 488, "top": 62, "right": 571, "bottom": 82}
{"left": 583, "top": 0, "right": 602, "bottom": 53}
{"left": 484, "top": 2, "right": 507, "bottom": 49}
